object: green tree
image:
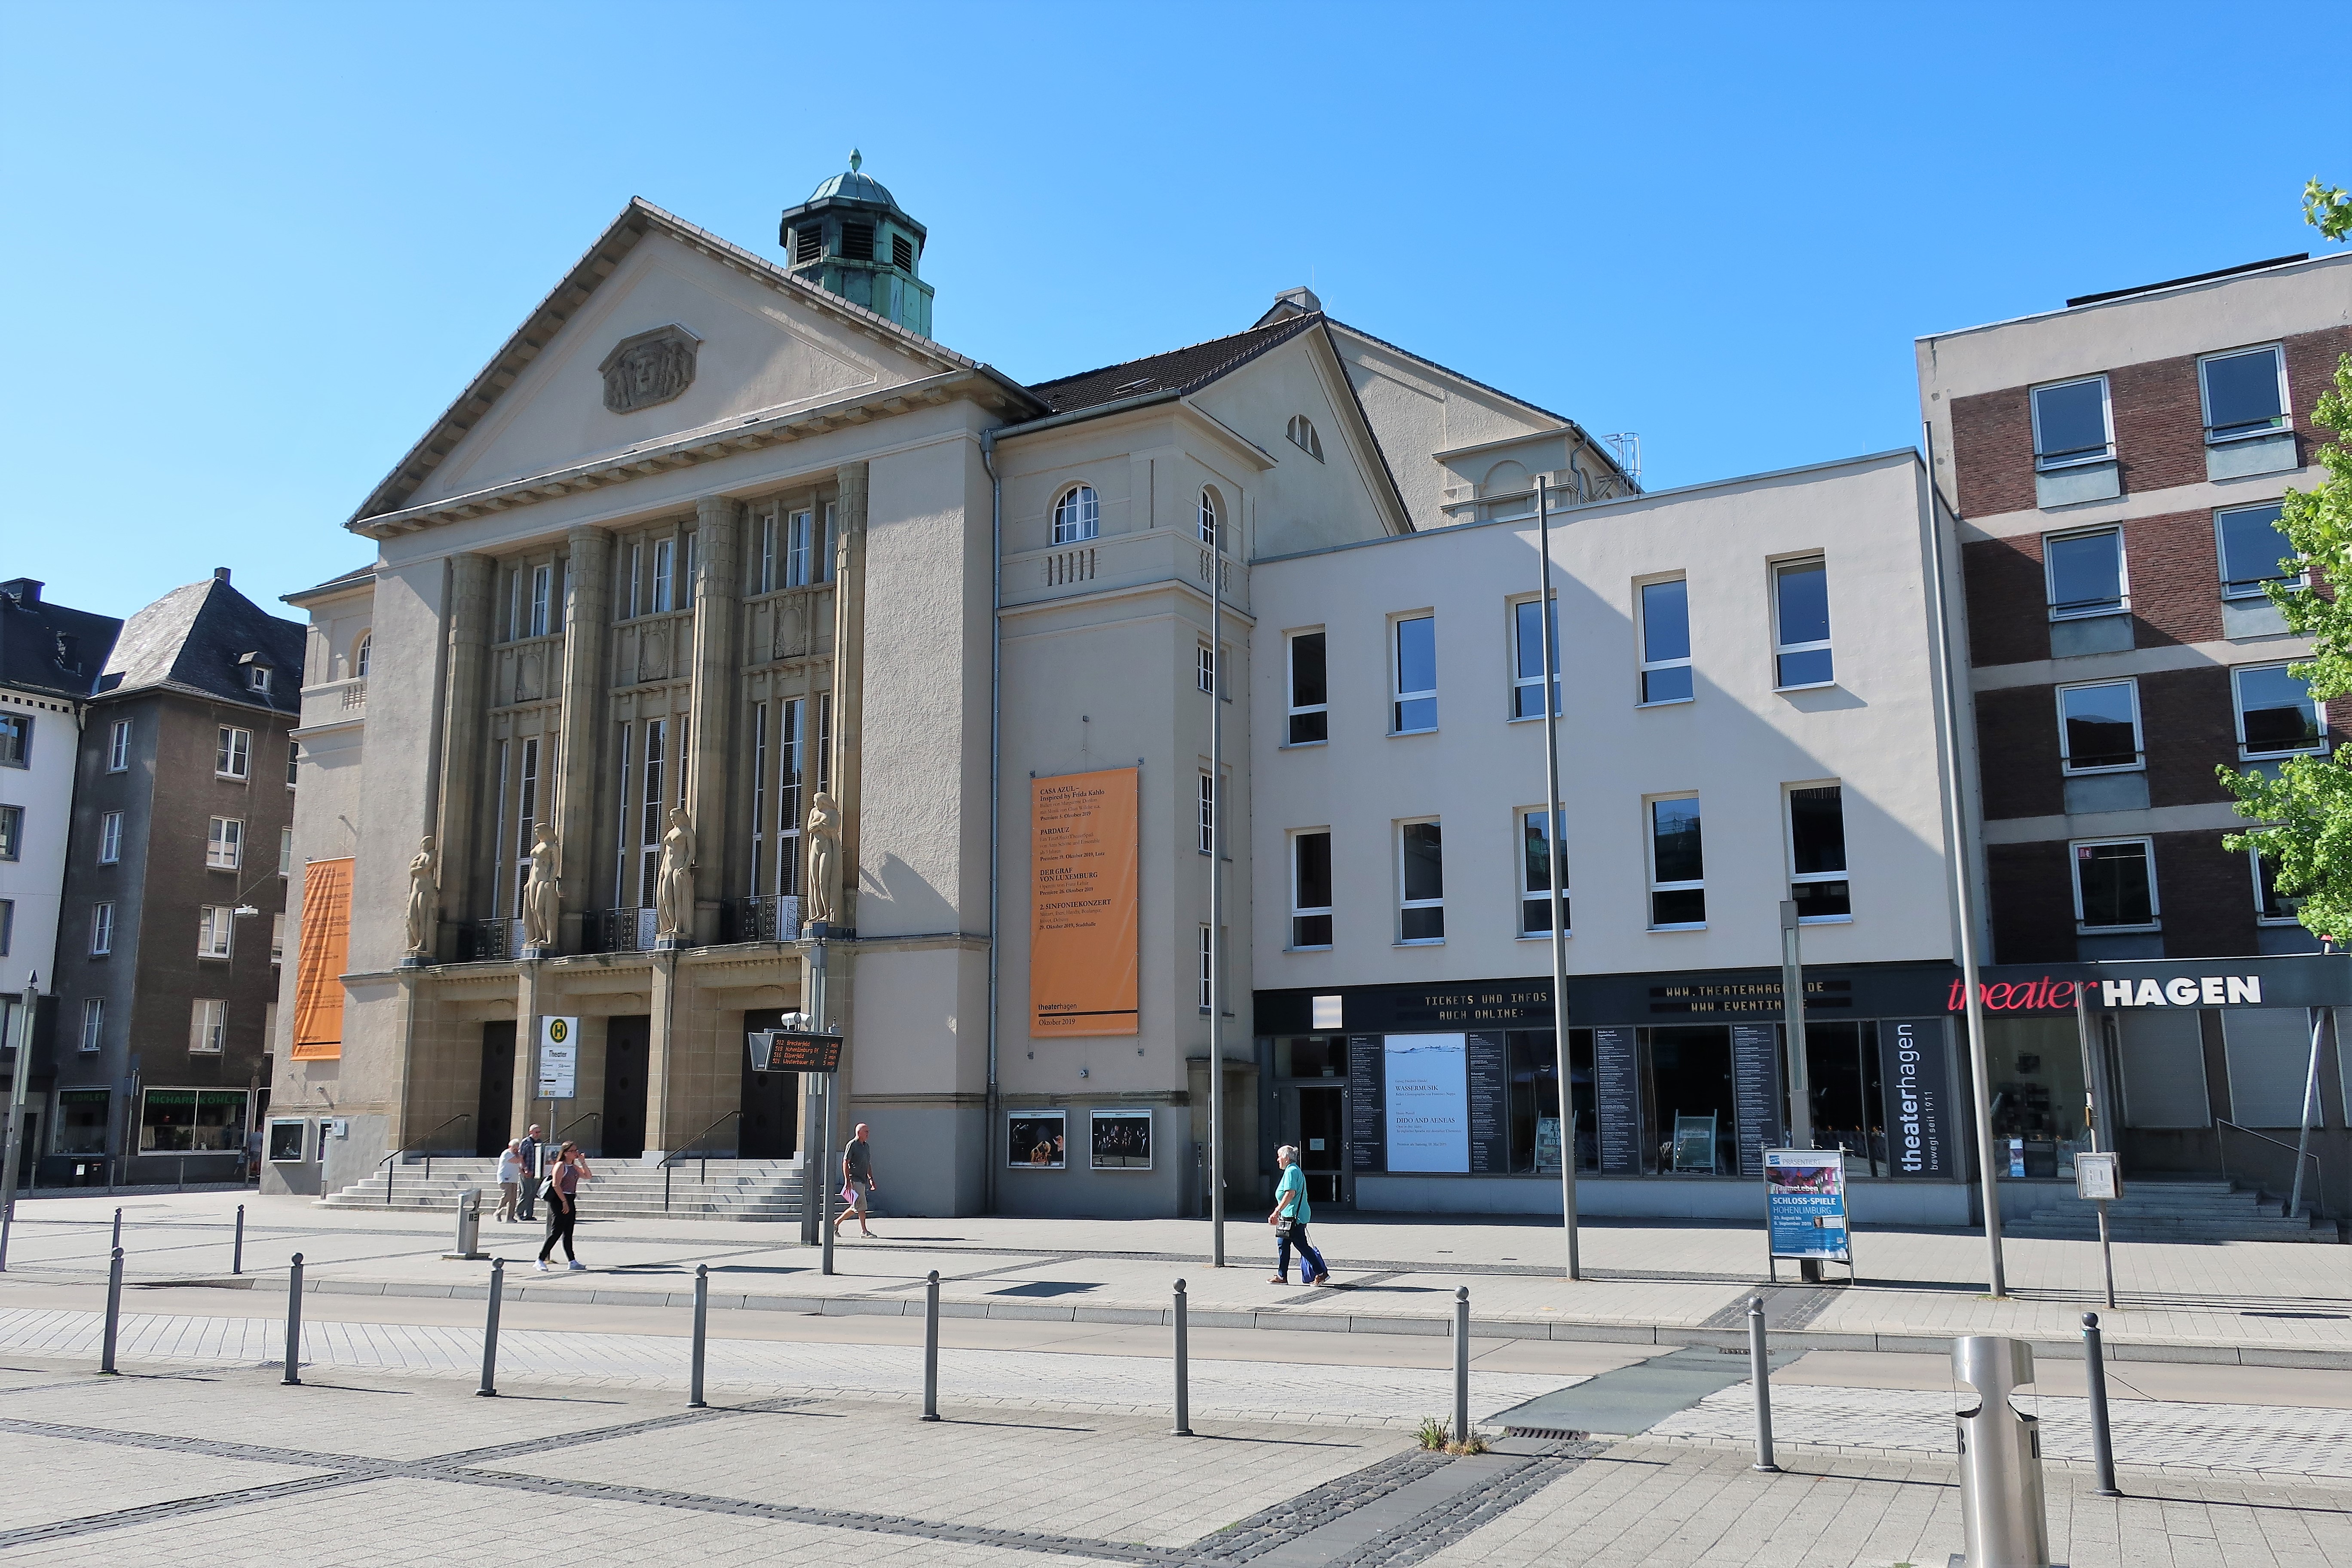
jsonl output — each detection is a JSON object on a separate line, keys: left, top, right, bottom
{"left": 2216, "top": 182, "right": 2352, "bottom": 934}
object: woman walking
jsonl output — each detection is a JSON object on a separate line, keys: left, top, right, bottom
{"left": 535, "top": 1141, "right": 593, "bottom": 1272}
{"left": 1268, "top": 1144, "right": 1330, "bottom": 1286}
{"left": 495, "top": 1139, "right": 524, "bottom": 1222}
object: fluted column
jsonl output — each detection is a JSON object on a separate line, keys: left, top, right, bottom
{"left": 687, "top": 494, "right": 741, "bottom": 945}
{"left": 433, "top": 553, "right": 495, "bottom": 956}
{"left": 829, "top": 462, "right": 870, "bottom": 932}
{"left": 554, "top": 526, "right": 612, "bottom": 953}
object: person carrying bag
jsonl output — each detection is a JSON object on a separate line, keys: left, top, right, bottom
{"left": 1268, "top": 1144, "right": 1329, "bottom": 1286}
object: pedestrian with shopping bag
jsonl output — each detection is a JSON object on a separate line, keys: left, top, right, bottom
{"left": 1268, "top": 1144, "right": 1329, "bottom": 1285}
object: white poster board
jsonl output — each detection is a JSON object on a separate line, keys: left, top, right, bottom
{"left": 1384, "top": 1034, "right": 1468, "bottom": 1172}
{"left": 538, "top": 1016, "right": 579, "bottom": 1100}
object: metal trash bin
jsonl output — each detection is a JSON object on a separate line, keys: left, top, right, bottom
{"left": 453, "top": 1188, "right": 484, "bottom": 1259}
{"left": 1952, "top": 1335, "right": 2050, "bottom": 1568}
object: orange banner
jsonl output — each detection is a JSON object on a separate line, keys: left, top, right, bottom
{"left": 291, "top": 858, "right": 352, "bottom": 1060}
{"left": 1031, "top": 768, "right": 1139, "bottom": 1037}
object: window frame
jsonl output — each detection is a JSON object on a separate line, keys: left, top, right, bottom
{"left": 271, "top": 911, "right": 286, "bottom": 966}
{"left": 1285, "top": 630, "right": 1328, "bottom": 746}
{"left": 1197, "top": 487, "right": 1223, "bottom": 551}
{"left": 1636, "top": 576, "right": 1694, "bottom": 707}
{"left": 2215, "top": 500, "right": 2303, "bottom": 600}
{"left": 2042, "top": 525, "right": 2128, "bottom": 621}
{"left": 189, "top": 998, "right": 226, "bottom": 1055}
{"left": 206, "top": 816, "right": 243, "bottom": 871}
{"left": 1646, "top": 793, "right": 1707, "bottom": 931}
{"left": 2030, "top": 374, "right": 2115, "bottom": 471}
{"left": 0, "top": 712, "right": 28, "bottom": 768}
{"left": 106, "top": 719, "right": 131, "bottom": 772}
{"left": 197, "top": 904, "right": 234, "bottom": 961}
{"left": 90, "top": 901, "right": 114, "bottom": 956}
{"left": 2198, "top": 343, "right": 2290, "bottom": 446}
{"left": 2233, "top": 661, "right": 2328, "bottom": 760}
{"left": 2249, "top": 838, "right": 2303, "bottom": 927}
{"left": 1198, "top": 924, "right": 1214, "bottom": 1012}
{"left": 279, "top": 826, "right": 294, "bottom": 878}
{"left": 353, "top": 633, "right": 371, "bottom": 679}
{"left": 246, "top": 664, "right": 272, "bottom": 694}
{"left": 1196, "top": 642, "right": 1216, "bottom": 695}
{"left": 99, "top": 810, "right": 123, "bottom": 865}
{"left": 1197, "top": 769, "right": 1215, "bottom": 856}
{"left": 215, "top": 726, "right": 251, "bottom": 781}
{"left": 1286, "top": 416, "right": 1324, "bottom": 462}
{"left": 530, "top": 562, "right": 555, "bottom": 635}
{"left": 2070, "top": 835, "right": 2159, "bottom": 933}
{"left": 0, "top": 803, "right": 18, "bottom": 863}
{"left": 1390, "top": 613, "right": 1438, "bottom": 735}
{"left": 1509, "top": 595, "right": 1561, "bottom": 721}
{"left": 1785, "top": 781, "right": 1851, "bottom": 923}
{"left": 1051, "top": 485, "right": 1100, "bottom": 545}
{"left": 79, "top": 997, "right": 103, "bottom": 1053}
{"left": 1770, "top": 557, "right": 1834, "bottom": 691}
{"left": 2054, "top": 678, "right": 2146, "bottom": 775}
{"left": 1396, "top": 817, "right": 1445, "bottom": 944}
{"left": 1517, "top": 806, "right": 1568, "bottom": 939}
{"left": 1289, "top": 829, "right": 1333, "bottom": 949}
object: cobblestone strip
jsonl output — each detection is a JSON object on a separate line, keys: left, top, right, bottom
{"left": 1329, "top": 1447, "right": 1599, "bottom": 1567}
{"left": 1188, "top": 1450, "right": 1444, "bottom": 1560}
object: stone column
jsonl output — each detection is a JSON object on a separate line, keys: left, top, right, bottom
{"left": 645, "top": 948, "right": 677, "bottom": 1154}
{"left": 686, "top": 495, "right": 741, "bottom": 946}
{"left": 829, "top": 463, "right": 870, "bottom": 931}
{"left": 434, "top": 553, "right": 496, "bottom": 957}
{"left": 554, "top": 527, "right": 612, "bottom": 953}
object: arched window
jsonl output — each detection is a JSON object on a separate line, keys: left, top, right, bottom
{"left": 1052, "top": 485, "right": 1100, "bottom": 544}
{"left": 1197, "top": 487, "right": 1223, "bottom": 551}
{"left": 1286, "top": 416, "right": 1324, "bottom": 462}
{"left": 353, "top": 632, "right": 371, "bottom": 679}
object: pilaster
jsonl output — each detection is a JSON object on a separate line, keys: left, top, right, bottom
{"left": 687, "top": 495, "right": 741, "bottom": 946}
{"left": 435, "top": 553, "right": 495, "bottom": 954}
{"left": 646, "top": 949, "right": 676, "bottom": 1152}
{"left": 830, "top": 462, "right": 870, "bottom": 931}
{"left": 554, "top": 527, "right": 612, "bottom": 953}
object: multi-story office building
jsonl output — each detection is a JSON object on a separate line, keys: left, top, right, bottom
{"left": 41, "top": 570, "right": 302, "bottom": 1182}
{"left": 0, "top": 578, "right": 120, "bottom": 1173}
{"left": 1921, "top": 250, "right": 2352, "bottom": 1210}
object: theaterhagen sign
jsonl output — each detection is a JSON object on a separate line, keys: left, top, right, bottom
{"left": 1951, "top": 955, "right": 2352, "bottom": 1013}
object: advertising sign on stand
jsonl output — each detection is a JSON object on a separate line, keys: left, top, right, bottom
{"left": 1764, "top": 1148, "right": 1853, "bottom": 1280}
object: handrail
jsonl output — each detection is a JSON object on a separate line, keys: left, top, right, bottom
{"left": 2215, "top": 1118, "right": 2328, "bottom": 1222}
{"left": 377, "top": 1113, "right": 473, "bottom": 1204}
{"left": 661, "top": 1111, "right": 744, "bottom": 1212}
{"left": 554, "top": 1110, "right": 602, "bottom": 1151}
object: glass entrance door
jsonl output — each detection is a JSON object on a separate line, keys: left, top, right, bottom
{"left": 1296, "top": 1086, "right": 1344, "bottom": 1205}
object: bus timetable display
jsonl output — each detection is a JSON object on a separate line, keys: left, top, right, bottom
{"left": 746, "top": 1029, "right": 843, "bottom": 1074}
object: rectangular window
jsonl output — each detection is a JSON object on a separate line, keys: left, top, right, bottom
{"left": 1787, "top": 784, "right": 1850, "bottom": 920}
{"left": 784, "top": 511, "right": 813, "bottom": 587}
{"left": 215, "top": 726, "right": 251, "bottom": 779}
{"left": 1197, "top": 643, "right": 1216, "bottom": 695}
{"left": 816, "top": 693, "right": 832, "bottom": 796}
{"left": 189, "top": 998, "right": 226, "bottom": 1054}
{"left": 279, "top": 826, "right": 294, "bottom": 877}
{"left": 1512, "top": 597, "right": 1560, "bottom": 719}
{"left": 749, "top": 700, "right": 769, "bottom": 893}
{"left": 140, "top": 1087, "right": 248, "bottom": 1153}
{"left": 530, "top": 563, "right": 554, "bottom": 636}
{"left": 1197, "top": 770, "right": 1215, "bottom": 854}
{"left": 198, "top": 905, "right": 234, "bottom": 960}
{"left": 287, "top": 741, "right": 299, "bottom": 788}
{"left": 0, "top": 712, "right": 26, "bottom": 767}
{"left": 2200, "top": 345, "right": 2288, "bottom": 444}
{"left": 491, "top": 740, "right": 511, "bottom": 916}
{"left": 2235, "top": 663, "right": 2326, "bottom": 758}
{"left": 107, "top": 719, "right": 131, "bottom": 772}
{"left": 1392, "top": 616, "right": 1436, "bottom": 733}
{"left": 1772, "top": 559, "right": 1833, "bottom": 688}
{"left": 1638, "top": 578, "right": 1693, "bottom": 704}
{"left": 776, "top": 697, "right": 805, "bottom": 895}
{"left": 1199, "top": 924, "right": 1214, "bottom": 1011}
{"left": 2217, "top": 502, "right": 2299, "bottom": 598}
{"left": 2056, "top": 680, "right": 2143, "bottom": 772}
{"left": 1648, "top": 795, "right": 1706, "bottom": 928}
{"left": 90, "top": 901, "right": 113, "bottom": 956}
{"left": 0, "top": 803, "right": 18, "bottom": 861}
{"left": 2250, "top": 840, "right": 2303, "bottom": 925}
{"left": 1291, "top": 830, "right": 1332, "bottom": 948}
{"left": 2044, "top": 527, "right": 2125, "bottom": 619}
{"left": 2073, "top": 837, "right": 2157, "bottom": 930}
{"left": 207, "top": 816, "right": 243, "bottom": 870}
{"left": 100, "top": 811, "right": 123, "bottom": 865}
{"left": 1286, "top": 631, "right": 1328, "bottom": 744}
{"left": 680, "top": 530, "right": 696, "bottom": 603}
{"left": 1519, "top": 807, "right": 1567, "bottom": 937}
{"left": 270, "top": 912, "right": 286, "bottom": 965}
{"left": 0, "top": 897, "right": 9, "bottom": 955}
{"left": 79, "top": 997, "right": 103, "bottom": 1052}
{"left": 755, "top": 511, "right": 778, "bottom": 594}
{"left": 513, "top": 736, "right": 540, "bottom": 914}
{"left": 638, "top": 719, "right": 668, "bottom": 905}
{"left": 2031, "top": 375, "right": 2113, "bottom": 469}
{"left": 1398, "top": 819, "right": 1444, "bottom": 941}
{"left": 650, "top": 542, "right": 673, "bottom": 615}
{"left": 624, "top": 542, "right": 642, "bottom": 619}
{"left": 247, "top": 665, "right": 272, "bottom": 693}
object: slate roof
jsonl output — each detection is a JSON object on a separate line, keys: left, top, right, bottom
{"left": 0, "top": 579, "right": 120, "bottom": 702}
{"left": 97, "top": 575, "right": 305, "bottom": 717}
{"left": 285, "top": 563, "right": 377, "bottom": 605}
{"left": 1024, "top": 315, "right": 1319, "bottom": 415}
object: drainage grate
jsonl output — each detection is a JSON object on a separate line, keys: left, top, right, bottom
{"left": 1505, "top": 1425, "right": 1590, "bottom": 1442}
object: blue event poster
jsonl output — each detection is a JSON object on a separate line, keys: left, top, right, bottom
{"left": 1763, "top": 1148, "right": 1850, "bottom": 1262}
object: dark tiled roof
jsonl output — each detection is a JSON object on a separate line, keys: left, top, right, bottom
{"left": 287, "top": 563, "right": 377, "bottom": 603}
{"left": 1026, "top": 316, "right": 1317, "bottom": 415}
{"left": 98, "top": 576, "right": 305, "bottom": 716}
{"left": 0, "top": 580, "right": 121, "bottom": 701}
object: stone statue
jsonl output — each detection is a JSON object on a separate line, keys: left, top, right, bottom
{"left": 522, "top": 823, "right": 561, "bottom": 952}
{"left": 403, "top": 836, "right": 438, "bottom": 956}
{"left": 804, "top": 791, "right": 841, "bottom": 927}
{"left": 654, "top": 807, "right": 695, "bottom": 941}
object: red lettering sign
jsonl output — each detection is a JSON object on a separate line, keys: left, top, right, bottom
{"left": 1946, "top": 977, "right": 2076, "bottom": 1013}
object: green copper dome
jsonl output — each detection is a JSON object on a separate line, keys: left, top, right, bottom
{"left": 807, "top": 150, "right": 899, "bottom": 210}
{"left": 777, "top": 152, "right": 934, "bottom": 339}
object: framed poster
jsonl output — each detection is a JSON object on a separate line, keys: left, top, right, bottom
{"left": 1089, "top": 1108, "right": 1152, "bottom": 1169}
{"left": 1383, "top": 1034, "right": 1468, "bottom": 1172}
{"left": 1764, "top": 1148, "right": 1853, "bottom": 1269}
{"left": 1030, "top": 769, "right": 1140, "bottom": 1036}
{"left": 1008, "top": 1112, "right": 1068, "bottom": 1169}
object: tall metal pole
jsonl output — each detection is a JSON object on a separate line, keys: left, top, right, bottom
{"left": 813, "top": 938, "right": 834, "bottom": 1277}
{"left": 1923, "top": 424, "right": 2006, "bottom": 1297}
{"left": 1533, "top": 478, "right": 1579, "bottom": 1280}
{"left": 2288, "top": 1007, "right": 2324, "bottom": 1221}
{"left": 0, "top": 971, "right": 38, "bottom": 1271}
{"left": 1208, "top": 521, "right": 1225, "bottom": 1268}
{"left": 1779, "top": 903, "right": 1813, "bottom": 1149}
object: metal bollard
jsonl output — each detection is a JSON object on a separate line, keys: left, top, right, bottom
{"left": 233, "top": 1204, "right": 245, "bottom": 1275}
{"left": 476, "top": 1258, "right": 504, "bottom": 1396}
{"left": 689, "top": 1264, "right": 709, "bottom": 1409}
{"left": 2082, "top": 1313, "right": 2120, "bottom": 1498}
{"left": 110, "top": 1206, "right": 122, "bottom": 1253}
{"left": 1953, "top": 1335, "right": 2051, "bottom": 1568}
{"left": 1749, "top": 1295, "right": 1780, "bottom": 1472}
{"left": 282, "top": 1253, "right": 305, "bottom": 1385}
{"left": 1172, "top": 1279, "right": 1192, "bottom": 1436}
{"left": 99, "top": 1246, "right": 125, "bottom": 1375}
{"left": 920, "top": 1269, "right": 941, "bottom": 1421}
{"left": 1452, "top": 1286, "right": 1471, "bottom": 1446}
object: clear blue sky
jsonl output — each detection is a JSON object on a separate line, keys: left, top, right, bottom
{"left": 4, "top": 1, "right": 2342, "bottom": 622}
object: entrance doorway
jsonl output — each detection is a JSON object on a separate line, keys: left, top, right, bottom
{"left": 603, "top": 1015, "right": 650, "bottom": 1159}
{"left": 739, "top": 1008, "right": 798, "bottom": 1160}
{"left": 1293, "top": 1086, "right": 1344, "bottom": 1205}
{"left": 476, "top": 1022, "right": 515, "bottom": 1155}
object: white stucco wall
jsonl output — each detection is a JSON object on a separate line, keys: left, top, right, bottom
{"left": 0, "top": 686, "right": 83, "bottom": 998}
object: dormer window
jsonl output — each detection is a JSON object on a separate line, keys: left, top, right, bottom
{"left": 1286, "top": 416, "right": 1324, "bottom": 462}
{"left": 248, "top": 665, "right": 272, "bottom": 693}
{"left": 842, "top": 222, "right": 875, "bottom": 262}
{"left": 891, "top": 234, "right": 915, "bottom": 271}
{"left": 795, "top": 226, "right": 823, "bottom": 264}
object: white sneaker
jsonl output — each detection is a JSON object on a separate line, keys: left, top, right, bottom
{"left": 535, "top": 1260, "right": 550, "bottom": 1272}
{"left": 567, "top": 1259, "right": 586, "bottom": 1271}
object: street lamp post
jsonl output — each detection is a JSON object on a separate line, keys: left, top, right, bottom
{"left": 1533, "top": 477, "right": 1580, "bottom": 1280}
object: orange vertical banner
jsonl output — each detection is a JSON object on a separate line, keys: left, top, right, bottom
{"left": 291, "top": 857, "right": 352, "bottom": 1060}
{"left": 1030, "top": 768, "right": 1139, "bottom": 1037}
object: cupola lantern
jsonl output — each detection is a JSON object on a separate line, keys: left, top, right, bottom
{"left": 778, "top": 151, "right": 934, "bottom": 338}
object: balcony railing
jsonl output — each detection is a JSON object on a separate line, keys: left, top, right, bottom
{"left": 458, "top": 919, "right": 523, "bottom": 962}
{"left": 737, "top": 894, "right": 803, "bottom": 943}
{"left": 589, "top": 907, "right": 659, "bottom": 953}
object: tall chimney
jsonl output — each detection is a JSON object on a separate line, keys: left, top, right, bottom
{"left": 213, "top": 567, "right": 232, "bottom": 584}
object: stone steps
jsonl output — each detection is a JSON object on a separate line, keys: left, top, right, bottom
{"left": 2013, "top": 1180, "right": 2341, "bottom": 1243}
{"left": 318, "top": 1157, "right": 808, "bottom": 1222}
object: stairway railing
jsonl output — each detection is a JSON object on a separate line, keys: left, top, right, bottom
{"left": 2215, "top": 1119, "right": 2329, "bottom": 1223}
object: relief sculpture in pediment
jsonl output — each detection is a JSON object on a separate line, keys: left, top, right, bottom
{"left": 599, "top": 324, "right": 702, "bottom": 414}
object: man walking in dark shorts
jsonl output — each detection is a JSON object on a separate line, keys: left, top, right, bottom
{"left": 835, "top": 1122, "right": 878, "bottom": 1239}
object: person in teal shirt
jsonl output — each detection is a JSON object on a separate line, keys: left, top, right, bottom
{"left": 1268, "top": 1144, "right": 1330, "bottom": 1285}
